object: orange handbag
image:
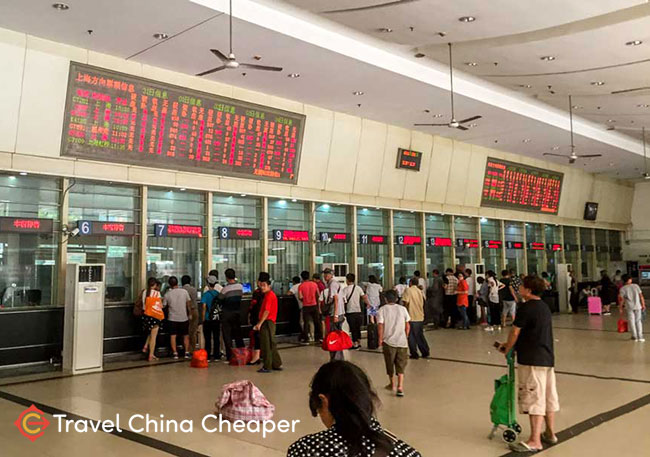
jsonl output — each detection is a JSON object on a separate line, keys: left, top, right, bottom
{"left": 144, "top": 296, "right": 164, "bottom": 320}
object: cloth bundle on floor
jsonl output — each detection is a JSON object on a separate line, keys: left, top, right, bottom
{"left": 216, "top": 380, "right": 275, "bottom": 421}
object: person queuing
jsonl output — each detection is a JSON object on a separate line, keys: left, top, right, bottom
{"left": 401, "top": 278, "right": 430, "bottom": 359}
{"left": 201, "top": 275, "right": 222, "bottom": 362}
{"left": 162, "top": 276, "right": 192, "bottom": 359}
{"left": 313, "top": 273, "right": 326, "bottom": 294}
{"left": 443, "top": 268, "right": 459, "bottom": 328}
{"left": 456, "top": 271, "right": 470, "bottom": 330}
{"left": 254, "top": 274, "right": 283, "bottom": 373}
{"left": 342, "top": 273, "right": 371, "bottom": 350}
{"left": 618, "top": 274, "right": 646, "bottom": 342}
{"left": 287, "top": 361, "right": 420, "bottom": 456}
{"left": 141, "top": 277, "right": 162, "bottom": 362}
{"left": 599, "top": 270, "right": 617, "bottom": 316}
{"left": 181, "top": 275, "right": 200, "bottom": 354}
{"left": 299, "top": 270, "right": 322, "bottom": 344}
{"left": 500, "top": 270, "right": 517, "bottom": 327}
{"left": 485, "top": 270, "right": 504, "bottom": 332}
{"left": 377, "top": 290, "right": 411, "bottom": 397}
{"left": 426, "top": 269, "right": 445, "bottom": 328}
{"left": 365, "top": 275, "right": 383, "bottom": 324}
{"left": 477, "top": 276, "right": 489, "bottom": 326}
{"left": 320, "top": 268, "right": 341, "bottom": 336}
{"left": 394, "top": 276, "right": 408, "bottom": 300}
{"left": 510, "top": 269, "right": 523, "bottom": 304}
{"left": 498, "top": 276, "right": 560, "bottom": 453}
{"left": 413, "top": 270, "right": 427, "bottom": 293}
{"left": 203, "top": 269, "right": 223, "bottom": 293}
{"left": 248, "top": 274, "right": 268, "bottom": 365}
{"left": 288, "top": 275, "right": 303, "bottom": 341}
{"left": 219, "top": 268, "right": 245, "bottom": 362}
{"left": 464, "top": 268, "right": 476, "bottom": 324}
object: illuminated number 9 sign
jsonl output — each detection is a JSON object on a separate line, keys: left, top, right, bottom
{"left": 220, "top": 227, "right": 229, "bottom": 239}
{"left": 79, "top": 221, "right": 91, "bottom": 235}
{"left": 273, "top": 230, "right": 283, "bottom": 241}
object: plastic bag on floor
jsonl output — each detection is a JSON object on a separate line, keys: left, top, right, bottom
{"left": 216, "top": 380, "right": 275, "bottom": 422}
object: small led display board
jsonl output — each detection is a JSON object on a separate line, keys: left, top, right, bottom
{"left": 547, "top": 243, "right": 563, "bottom": 251}
{"left": 216, "top": 226, "right": 260, "bottom": 240}
{"left": 78, "top": 220, "right": 135, "bottom": 236}
{"left": 528, "top": 242, "right": 545, "bottom": 250}
{"left": 359, "top": 234, "right": 387, "bottom": 245}
{"left": 319, "top": 232, "right": 349, "bottom": 243}
{"left": 483, "top": 240, "right": 503, "bottom": 249}
{"left": 456, "top": 238, "right": 479, "bottom": 248}
{"left": 395, "top": 235, "right": 422, "bottom": 245}
{"left": 506, "top": 241, "right": 524, "bottom": 250}
{"left": 272, "top": 229, "right": 310, "bottom": 242}
{"left": 396, "top": 148, "right": 422, "bottom": 171}
{"left": 0, "top": 217, "right": 54, "bottom": 234}
{"left": 428, "top": 237, "right": 452, "bottom": 247}
{"left": 154, "top": 224, "right": 203, "bottom": 238}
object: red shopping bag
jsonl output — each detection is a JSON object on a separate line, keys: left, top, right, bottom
{"left": 229, "top": 347, "right": 253, "bottom": 366}
{"left": 617, "top": 318, "right": 628, "bottom": 333}
{"left": 191, "top": 349, "right": 208, "bottom": 368}
{"left": 321, "top": 330, "right": 353, "bottom": 352}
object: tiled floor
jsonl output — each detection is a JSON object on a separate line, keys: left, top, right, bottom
{"left": 0, "top": 314, "right": 648, "bottom": 456}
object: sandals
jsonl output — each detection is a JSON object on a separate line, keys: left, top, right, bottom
{"left": 384, "top": 384, "right": 394, "bottom": 391}
{"left": 396, "top": 389, "right": 404, "bottom": 397}
{"left": 541, "top": 432, "right": 558, "bottom": 445}
{"left": 508, "top": 442, "right": 542, "bottom": 453}
{"left": 147, "top": 354, "right": 158, "bottom": 362}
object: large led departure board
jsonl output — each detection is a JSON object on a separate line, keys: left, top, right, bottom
{"left": 481, "top": 158, "right": 563, "bottom": 214}
{"left": 61, "top": 63, "right": 305, "bottom": 184}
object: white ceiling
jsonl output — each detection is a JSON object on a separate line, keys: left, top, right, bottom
{"left": 0, "top": 0, "right": 647, "bottom": 179}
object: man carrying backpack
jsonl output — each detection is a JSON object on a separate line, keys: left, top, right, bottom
{"left": 201, "top": 275, "right": 222, "bottom": 362}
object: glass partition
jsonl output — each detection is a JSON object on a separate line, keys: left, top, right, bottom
{"left": 0, "top": 174, "right": 60, "bottom": 308}
{"left": 563, "top": 226, "right": 579, "bottom": 278}
{"left": 595, "top": 229, "right": 609, "bottom": 275}
{"left": 545, "top": 224, "right": 562, "bottom": 278}
{"left": 480, "top": 218, "right": 502, "bottom": 273}
{"left": 268, "top": 199, "right": 310, "bottom": 295}
{"left": 68, "top": 180, "right": 139, "bottom": 304}
{"left": 609, "top": 230, "right": 622, "bottom": 263}
{"left": 147, "top": 189, "right": 205, "bottom": 293}
{"left": 393, "top": 211, "right": 422, "bottom": 283}
{"left": 357, "top": 208, "right": 388, "bottom": 285}
{"left": 212, "top": 194, "right": 261, "bottom": 287}
{"left": 315, "top": 203, "right": 351, "bottom": 270}
{"left": 454, "top": 216, "right": 479, "bottom": 269}
{"left": 580, "top": 227, "right": 595, "bottom": 280}
{"left": 505, "top": 221, "right": 525, "bottom": 274}
{"left": 526, "top": 223, "right": 544, "bottom": 275}
{"left": 425, "top": 214, "right": 452, "bottom": 274}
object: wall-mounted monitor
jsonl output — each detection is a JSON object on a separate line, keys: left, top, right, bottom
{"left": 481, "top": 158, "right": 563, "bottom": 214}
{"left": 61, "top": 62, "right": 305, "bottom": 184}
{"left": 584, "top": 202, "right": 599, "bottom": 221}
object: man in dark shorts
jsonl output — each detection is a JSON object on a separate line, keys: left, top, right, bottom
{"left": 162, "top": 276, "right": 192, "bottom": 359}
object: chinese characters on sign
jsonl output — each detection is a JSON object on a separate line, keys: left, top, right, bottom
{"left": 481, "top": 158, "right": 563, "bottom": 214}
{"left": 395, "top": 148, "right": 422, "bottom": 171}
{"left": 62, "top": 63, "right": 305, "bottom": 184}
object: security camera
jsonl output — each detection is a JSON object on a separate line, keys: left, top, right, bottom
{"left": 70, "top": 227, "right": 80, "bottom": 237}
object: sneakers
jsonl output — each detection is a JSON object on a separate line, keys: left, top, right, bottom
{"left": 184, "top": 352, "right": 191, "bottom": 359}
{"left": 603, "top": 312, "right": 612, "bottom": 316}
{"left": 484, "top": 326, "right": 494, "bottom": 332}
{"left": 396, "top": 389, "right": 404, "bottom": 397}
{"left": 639, "top": 338, "right": 646, "bottom": 342}
{"left": 172, "top": 353, "right": 179, "bottom": 360}
{"left": 257, "top": 368, "right": 271, "bottom": 373}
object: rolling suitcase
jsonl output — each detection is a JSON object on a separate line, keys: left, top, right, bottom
{"left": 587, "top": 296, "right": 602, "bottom": 315}
{"left": 366, "top": 323, "right": 379, "bottom": 349}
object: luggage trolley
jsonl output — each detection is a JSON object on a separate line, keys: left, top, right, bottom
{"left": 488, "top": 350, "right": 521, "bottom": 443}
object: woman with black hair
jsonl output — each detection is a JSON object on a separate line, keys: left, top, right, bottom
{"left": 287, "top": 361, "right": 420, "bottom": 457}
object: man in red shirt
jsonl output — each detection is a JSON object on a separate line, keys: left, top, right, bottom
{"left": 299, "top": 270, "right": 322, "bottom": 344}
{"left": 253, "top": 275, "right": 283, "bottom": 373}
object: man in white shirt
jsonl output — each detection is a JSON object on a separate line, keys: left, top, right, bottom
{"left": 619, "top": 274, "right": 646, "bottom": 342}
{"left": 414, "top": 270, "right": 427, "bottom": 294}
{"left": 378, "top": 289, "right": 411, "bottom": 397}
{"left": 320, "top": 268, "right": 343, "bottom": 359}
{"left": 342, "top": 273, "right": 371, "bottom": 349}
{"left": 465, "top": 268, "right": 476, "bottom": 324}
{"left": 162, "top": 276, "right": 192, "bottom": 359}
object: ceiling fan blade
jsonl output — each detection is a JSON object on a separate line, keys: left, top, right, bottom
{"left": 456, "top": 125, "right": 469, "bottom": 131}
{"left": 196, "top": 65, "right": 227, "bottom": 77}
{"left": 457, "top": 115, "right": 482, "bottom": 124}
{"left": 239, "top": 63, "right": 283, "bottom": 72}
{"left": 543, "top": 153, "right": 568, "bottom": 158}
{"left": 576, "top": 154, "right": 602, "bottom": 158}
{"left": 210, "top": 49, "right": 229, "bottom": 63}
{"left": 611, "top": 86, "right": 650, "bottom": 95}
{"left": 413, "top": 123, "right": 449, "bottom": 126}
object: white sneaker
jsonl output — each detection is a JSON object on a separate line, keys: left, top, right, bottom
{"left": 484, "top": 326, "right": 494, "bottom": 332}
{"left": 497, "top": 326, "right": 502, "bottom": 331}
{"left": 639, "top": 338, "right": 646, "bottom": 342}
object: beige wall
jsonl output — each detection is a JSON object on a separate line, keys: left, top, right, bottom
{"left": 0, "top": 27, "right": 633, "bottom": 230}
{"left": 624, "top": 180, "right": 650, "bottom": 262}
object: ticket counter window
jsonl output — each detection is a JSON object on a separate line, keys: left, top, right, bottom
{"left": 0, "top": 174, "right": 59, "bottom": 308}
{"left": 580, "top": 227, "right": 595, "bottom": 280}
{"left": 595, "top": 229, "right": 609, "bottom": 273}
{"left": 393, "top": 212, "right": 422, "bottom": 283}
{"left": 67, "top": 181, "right": 139, "bottom": 303}
{"left": 609, "top": 230, "right": 622, "bottom": 262}
{"left": 526, "top": 223, "right": 544, "bottom": 275}
{"left": 563, "top": 226, "right": 579, "bottom": 277}
{"left": 357, "top": 208, "right": 388, "bottom": 285}
{"left": 315, "top": 204, "right": 351, "bottom": 269}
{"left": 545, "top": 224, "right": 562, "bottom": 277}
{"left": 505, "top": 222, "right": 525, "bottom": 274}
{"left": 268, "top": 199, "right": 309, "bottom": 295}
{"left": 426, "top": 214, "right": 452, "bottom": 273}
{"left": 147, "top": 189, "right": 205, "bottom": 292}
{"left": 455, "top": 216, "right": 479, "bottom": 269}
{"left": 480, "top": 218, "right": 502, "bottom": 273}
{"left": 213, "top": 194, "right": 261, "bottom": 286}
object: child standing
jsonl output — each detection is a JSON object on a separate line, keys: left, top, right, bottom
{"left": 377, "top": 289, "right": 411, "bottom": 397}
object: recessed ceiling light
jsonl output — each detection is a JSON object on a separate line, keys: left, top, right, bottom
{"left": 52, "top": 2, "right": 69, "bottom": 11}
{"left": 468, "top": 123, "right": 478, "bottom": 127}
{"left": 353, "top": 91, "right": 364, "bottom": 96}
{"left": 518, "top": 84, "right": 532, "bottom": 88}
{"left": 523, "top": 139, "right": 531, "bottom": 143}
{"left": 291, "top": 198, "right": 297, "bottom": 202}
{"left": 378, "top": 27, "right": 393, "bottom": 33}
{"left": 433, "top": 113, "right": 444, "bottom": 118}
{"left": 458, "top": 16, "right": 476, "bottom": 23}
{"left": 240, "top": 194, "right": 247, "bottom": 197}
{"left": 609, "top": 162, "right": 615, "bottom": 167}
{"left": 180, "top": 188, "right": 186, "bottom": 191}
{"left": 540, "top": 56, "right": 556, "bottom": 61}
{"left": 607, "top": 119, "right": 615, "bottom": 123}
{"left": 637, "top": 104, "right": 650, "bottom": 108}
{"left": 590, "top": 81, "right": 605, "bottom": 86}
{"left": 572, "top": 105, "right": 583, "bottom": 109}
{"left": 153, "top": 33, "right": 168, "bottom": 40}
{"left": 465, "top": 62, "right": 478, "bottom": 67}
{"left": 287, "top": 73, "right": 300, "bottom": 78}
{"left": 552, "top": 146, "right": 560, "bottom": 150}
{"left": 414, "top": 53, "right": 426, "bottom": 58}
{"left": 626, "top": 40, "right": 642, "bottom": 46}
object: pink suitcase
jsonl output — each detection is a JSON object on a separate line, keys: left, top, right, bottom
{"left": 588, "top": 296, "right": 602, "bottom": 315}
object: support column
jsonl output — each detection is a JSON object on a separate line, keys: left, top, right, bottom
{"left": 450, "top": 215, "right": 457, "bottom": 267}
{"left": 419, "top": 212, "right": 427, "bottom": 274}
{"left": 576, "top": 228, "right": 582, "bottom": 282}
{"left": 522, "top": 222, "right": 528, "bottom": 275}
{"left": 309, "top": 201, "right": 316, "bottom": 274}
{"left": 476, "top": 217, "right": 483, "bottom": 264}
{"left": 138, "top": 185, "right": 148, "bottom": 293}
{"left": 541, "top": 224, "right": 548, "bottom": 274}
{"left": 350, "top": 206, "right": 358, "bottom": 278}
{"left": 559, "top": 226, "right": 566, "bottom": 265}
{"left": 591, "top": 229, "right": 598, "bottom": 280}
{"left": 388, "top": 209, "right": 395, "bottom": 289}
{"left": 56, "top": 177, "right": 70, "bottom": 306}
{"left": 261, "top": 197, "right": 269, "bottom": 272}
{"left": 500, "top": 219, "right": 507, "bottom": 271}
{"left": 204, "top": 191, "right": 213, "bottom": 281}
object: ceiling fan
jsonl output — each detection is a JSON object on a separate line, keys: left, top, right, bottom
{"left": 414, "top": 43, "right": 482, "bottom": 131}
{"left": 611, "top": 86, "right": 650, "bottom": 95}
{"left": 607, "top": 125, "right": 650, "bottom": 179}
{"left": 196, "top": 0, "right": 282, "bottom": 76}
{"left": 543, "top": 95, "right": 602, "bottom": 164}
